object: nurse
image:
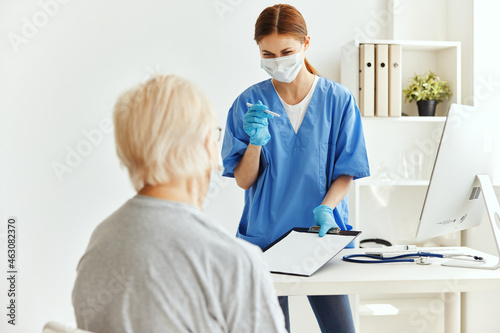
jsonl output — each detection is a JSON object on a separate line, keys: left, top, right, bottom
{"left": 222, "top": 4, "right": 369, "bottom": 333}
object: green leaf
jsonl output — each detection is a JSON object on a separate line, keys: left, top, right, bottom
{"left": 402, "top": 70, "right": 453, "bottom": 104}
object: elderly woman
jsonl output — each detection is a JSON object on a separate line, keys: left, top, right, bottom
{"left": 72, "top": 75, "right": 286, "bottom": 333}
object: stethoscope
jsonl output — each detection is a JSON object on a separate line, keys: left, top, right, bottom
{"left": 342, "top": 252, "right": 485, "bottom": 265}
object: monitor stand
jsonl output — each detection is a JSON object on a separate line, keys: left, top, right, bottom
{"left": 442, "top": 174, "right": 500, "bottom": 269}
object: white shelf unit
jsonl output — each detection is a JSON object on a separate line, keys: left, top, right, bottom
{"left": 341, "top": 40, "right": 461, "bottom": 117}
{"left": 346, "top": 116, "right": 458, "bottom": 333}
{"left": 348, "top": 115, "right": 459, "bottom": 248}
{"left": 360, "top": 116, "right": 447, "bottom": 123}
{"left": 341, "top": 40, "right": 463, "bottom": 333}
{"left": 356, "top": 179, "right": 430, "bottom": 187}
{"left": 341, "top": 40, "right": 462, "bottom": 247}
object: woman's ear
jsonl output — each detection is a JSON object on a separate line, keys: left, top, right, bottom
{"left": 304, "top": 35, "right": 311, "bottom": 52}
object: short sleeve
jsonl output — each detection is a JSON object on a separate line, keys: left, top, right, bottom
{"left": 332, "top": 94, "right": 370, "bottom": 181}
{"left": 221, "top": 98, "right": 250, "bottom": 178}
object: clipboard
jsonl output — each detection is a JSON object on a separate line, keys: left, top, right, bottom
{"left": 262, "top": 227, "right": 361, "bottom": 277}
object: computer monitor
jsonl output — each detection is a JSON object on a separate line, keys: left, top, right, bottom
{"left": 415, "top": 104, "right": 500, "bottom": 269}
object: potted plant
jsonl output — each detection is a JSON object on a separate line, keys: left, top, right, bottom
{"left": 403, "top": 71, "right": 453, "bottom": 116}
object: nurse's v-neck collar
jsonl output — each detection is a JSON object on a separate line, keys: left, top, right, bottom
{"left": 273, "top": 76, "right": 320, "bottom": 134}
{"left": 272, "top": 75, "right": 319, "bottom": 108}
{"left": 268, "top": 76, "right": 323, "bottom": 149}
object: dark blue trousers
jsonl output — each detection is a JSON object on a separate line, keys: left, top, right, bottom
{"left": 278, "top": 295, "right": 355, "bottom": 332}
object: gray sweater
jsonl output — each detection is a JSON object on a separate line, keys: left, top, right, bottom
{"left": 72, "top": 195, "right": 286, "bottom": 333}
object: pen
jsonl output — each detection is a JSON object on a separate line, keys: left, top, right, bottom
{"left": 246, "top": 102, "right": 281, "bottom": 117}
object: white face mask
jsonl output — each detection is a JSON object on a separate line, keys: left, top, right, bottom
{"left": 204, "top": 145, "right": 224, "bottom": 208}
{"left": 260, "top": 47, "right": 304, "bottom": 83}
{"left": 208, "top": 153, "right": 224, "bottom": 195}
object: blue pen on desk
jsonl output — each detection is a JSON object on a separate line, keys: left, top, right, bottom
{"left": 246, "top": 102, "right": 281, "bottom": 117}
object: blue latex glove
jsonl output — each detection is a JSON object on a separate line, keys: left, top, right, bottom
{"left": 313, "top": 205, "right": 339, "bottom": 237}
{"left": 243, "top": 100, "right": 274, "bottom": 146}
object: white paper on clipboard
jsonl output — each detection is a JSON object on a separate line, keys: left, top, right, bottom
{"left": 262, "top": 229, "right": 360, "bottom": 277}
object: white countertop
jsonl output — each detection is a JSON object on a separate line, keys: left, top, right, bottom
{"left": 272, "top": 247, "right": 500, "bottom": 296}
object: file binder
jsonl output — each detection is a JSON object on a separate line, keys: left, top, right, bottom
{"left": 389, "top": 44, "right": 402, "bottom": 117}
{"left": 375, "top": 44, "right": 389, "bottom": 117}
{"left": 359, "top": 44, "right": 375, "bottom": 117}
{"left": 262, "top": 227, "right": 361, "bottom": 277}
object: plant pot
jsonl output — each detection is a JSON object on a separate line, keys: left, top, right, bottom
{"left": 417, "top": 100, "right": 438, "bottom": 116}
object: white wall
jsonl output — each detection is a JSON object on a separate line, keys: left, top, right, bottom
{"left": 391, "top": 0, "right": 449, "bottom": 41}
{"left": 0, "top": 0, "right": 391, "bottom": 332}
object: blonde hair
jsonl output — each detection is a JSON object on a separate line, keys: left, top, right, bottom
{"left": 113, "top": 74, "right": 217, "bottom": 191}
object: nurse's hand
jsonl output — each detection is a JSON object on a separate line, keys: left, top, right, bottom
{"left": 313, "top": 205, "right": 339, "bottom": 237}
{"left": 243, "top": 100, "right": 274, "bottom": 146}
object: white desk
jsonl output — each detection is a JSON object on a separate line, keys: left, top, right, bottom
{"left": 272, "top": 247, "right": 500, "bottom": 333}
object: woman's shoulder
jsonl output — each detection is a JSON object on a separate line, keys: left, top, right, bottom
{"left": 228, "top": 79, "right": 272, "bottom": 118}
{"left": 193, "top": 215, "right": 268, "bottom": 270}
{"left": 235, "top": 79, "right": 272, "bottom": 100}
{"left": 317, "top": 76, "right": 354, "bottom": 98}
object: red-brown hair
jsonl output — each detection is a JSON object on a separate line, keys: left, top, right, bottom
{"left": 254, "top": 4, "right": 318, "bottom": 75}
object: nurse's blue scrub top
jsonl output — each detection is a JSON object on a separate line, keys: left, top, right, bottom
{"left": 222, "top": 76, "right": 370, "bottom": 249}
